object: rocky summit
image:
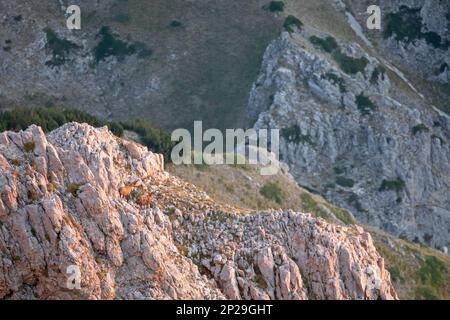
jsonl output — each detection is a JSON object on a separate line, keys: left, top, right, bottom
{"left": 0, "top": 123, "right": 397, "bottom": 299}
{"left": 0, "top": 0, "right": 448, "bottom": 301}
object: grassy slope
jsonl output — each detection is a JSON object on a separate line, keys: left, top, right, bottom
{"left": 115, "top": 0, "right": 283, "bottom": 131}
{"left": 169, "top": 163, "right": 450, "bottom": 300}
{"left": 168, "top": 162, "right": 355, "bottom": 225}
{"left": 5, "top": 0, "right": 282, "bottom": 132}
{"left": 369, "top": 227, "right": 450, "bottom": 300}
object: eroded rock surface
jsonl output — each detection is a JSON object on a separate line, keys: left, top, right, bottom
{"left": 0, "top": 123, "right": 397, "bottom": 299}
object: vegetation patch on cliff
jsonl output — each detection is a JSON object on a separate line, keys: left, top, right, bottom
{"left": 411, "top": 124, "right": 430, "bottom": 136}
{"left": 370, "top": 66, "right": 386, "bottom": 84}
{"left": 281, "top": 125, "right": 315, "bottom": 146}
{"left": 93, "top": 26, "right": 152, "bottom": 64}
{"left": 308, "top": 34, "right": 368, "bottom": 75}
{"left": 355, "top": 94, "right": 377, "bottom": 115}
{"left": 322, "top": 72, "right": 346, "bottom": 92}
{"left": 265, "top": 1, "right": 284, "bottom": 12}
{"left": 310, "top": 35, "right": 338, "bottom": 53}
{"left": 283, "top": 16, "right": 303, "bottom": 33}
{"left": 384, "top": 6, "right": 448, "bottom": 49}
{"left": 44, "top": 28, "right": 80, "bottom": 67}
{"left": 300, "top": 193, "right": 354, "bottom": 225}
{"left": 379, "top": 178, "right": 406, "bottom": 193}
{"left": 333, "top": 51, "right": 368, "bottom": 75}
{"left": 336, "top": 176, "right": 355, "bottom": 188}
{"left": 347, "top": 193, "right": 364, "bottom": 212}
{"left": 260, "top": 182, "right": 286, "bottom": 204}
{"left": 372, "top": 228, "right": 450, "bottom": 300}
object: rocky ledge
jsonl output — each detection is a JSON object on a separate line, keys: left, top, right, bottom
{"left": 0, "top": 123, "right": 397, "bottom": 299}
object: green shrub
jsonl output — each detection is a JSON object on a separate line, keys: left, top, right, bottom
{"left": 93, "top": 26, "right": 152, "bottom": 64}
{"left": 298, "top": 184, "right": 319, "bottom": 195}
{"left": 384, "top": 6, "right": 447, "bottom": 49}
{"left": 333, "top": 166, "right": 345, "bottom": 175}
{"left": 422, "top": 32, "right": 444, "bottom": 49}
{"left": 169, "top": 20, "right": 182, "bottom": 28}
{"left": 347, "top": 193, "right": 363, "bottom": 211}
{"left": 332, "top": 51, "right": 368, "bottom": 75}
{"left": 267, "top": 1, "right": 284, "bottom": 12}
{"left": 300, "top": 192, "right": 354, "bottom": 225}
{"left": 107, "top": 121, "right": 124, "bottom": 137}
{"left": 310, "top": 36, "right": 338, "bottom": 53}
{"left": 260, "top": 182, "right": 285, "bottom": 204}
{"left": 281, "top": 125, "right": 315, "bottom": 146}
{"left": 299, "top": 193, "right": 330, "bottom": 220}
{"left": 300, "top": 193, "right": 318, "bottom": 213}
{"left": 417, "top": 256, "right": 446, "bottom": 287}
{"left": 308, "top": 33, "right": 368, "bottom": 75}
{"left": 336, "top": 176, "right": 354, "bottom": 188}
{"left": 383, "top": 7, "right": 421, "bottom": 43}
{"left": 370, "top": 66, "right": 386, "bottom": 84}
{"left": 93, "top": 26, "right": 134, "bottom": 63}
{"left": 0, "top": 107, "right": 102, "bottom": 132}
{"left": 322, "top": 72, "right": 346, "bottom": 92}
{"left": 388, "top": 266, "right": 405, "bottom": 284}
{"left": 133, "top": 42, "right": 153, "bottom": 59}
{"left": 283, "top": 15, "right": 303, "bottom": 33}
{"left": 415, "top": 287, "right": 439, "bottom": 300}
{"left": 330, "top": 206, "right": 355, "bottom": 225}
{"left": 379, "top": 178, "right": 405, "bottom": 192}
{"left": 44, "top": 28, "right": 80, "bottom": 67}
{"left": 412, "top": 124, "right": 429, "bottom": 136}
{"left": 355, "top": 94, "right": 376, "bottom": 115}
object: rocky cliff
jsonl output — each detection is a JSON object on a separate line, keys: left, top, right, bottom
{"left": 344, "top": 0, "right": 449, "bottom": 110}
{"left": 0, "top": 123, "right": 397, "bottom": 299}
{"left": 2, "top": 0, "right": 448, "bottom": 251}
{"left": 247, "top": 1, "right": 450, "bottom": 250}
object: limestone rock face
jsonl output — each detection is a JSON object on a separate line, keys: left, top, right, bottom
{"left": 345, "top": 0, "right": 450, "bottom": 86}
{"left": 247, "top": 27, "right": 450, "bottom": 250}
{"left": 0, "top": 123, "right": 397, "bottom": 300}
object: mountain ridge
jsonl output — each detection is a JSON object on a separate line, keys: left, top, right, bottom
{"left": 0, "top": 122, "right": 397, "bottom": 299}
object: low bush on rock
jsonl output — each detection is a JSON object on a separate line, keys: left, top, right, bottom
{"left": 260, "top": 182, "right": 286, "bottom": 204}
{"left": 283, "top": 15, "right": 303, "bottom": 33}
